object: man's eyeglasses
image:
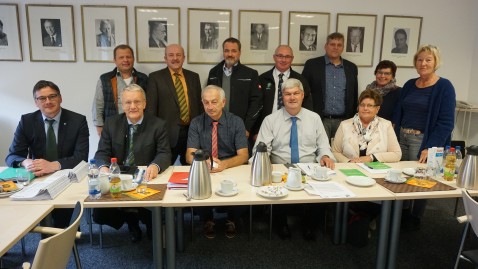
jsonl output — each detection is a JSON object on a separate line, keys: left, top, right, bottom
{"left": 376, "top": 71, "right": 392, "bottom": 76}
{"left": 274, "top": 54, "right": 293, "bottom": 60}
{"left": 359, "top": 103, "right": 378, "bottom": 108}
{"left": 35, "top": 94, "right": 59, "bottom": 103}
{"left": 123, "top": 100, "right": 144, "bottom": 107}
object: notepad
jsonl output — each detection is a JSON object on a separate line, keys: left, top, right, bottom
{"left": 364, "top": 162, "right": 391, "bottom": 170}
{"left": 0, "top": 167, "right": 35, "bottom": 181}
{"left": 167, "top": 172, "right": 189, "bottom": 189}
{"left": 339, "top": 169, "right": 366, "bottom": 177}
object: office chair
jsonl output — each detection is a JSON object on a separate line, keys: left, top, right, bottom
{"left": 454, "top": 190, "right": 478, "bottom": 269}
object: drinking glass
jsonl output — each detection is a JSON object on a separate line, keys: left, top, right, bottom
{"left": 16, "top": 169, "right": 30, "bottom": 186}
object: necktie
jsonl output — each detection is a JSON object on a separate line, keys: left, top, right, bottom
{"left": 277, "top": 73, "right": 284, "bottom": 109}
{"left": 51, "top": 36, "right": 55, "bottom": 46}
{"left": 258, "top": 34, "right": 261, "bottom": 41}
{"left": 290, "top": 117, "right": 299, "bottom": 163}
{"left": 354, "top": 44, "right": 357, "bottom": 52}
{"left": 308, "top": 46, "right": 313, "bottom": 51}
{"left": 45, "top": 119, "right": 58, "bottom": 161}
{"left": 174, "top": 73, "right": 189, "bottom": 123}
{"left": 211, "top": 121, "right": 219, "bottom": 159}
{"left": 125, "top": 124, "right": 138, "bottom": 166}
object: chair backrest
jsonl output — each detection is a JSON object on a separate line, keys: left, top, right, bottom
{"left": 462, "top": 190, "right": 478, "bottom": 237}
{"left": 30, "top": 201, "right": 84, "bottom": 269}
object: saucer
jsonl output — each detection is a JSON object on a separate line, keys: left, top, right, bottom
{"left": 384, "top": 176, "right": 407, "bottom": 184}
{"left": 346, "top": 176, "right": 376, "bottom": 187}
{"left": 215, "top": 188, "right": 239, "bottom": 197}
{"left": 402, "top": 168, "right": 416, "bottom": 176}
{"left": 284, "top": 183, "right": 306, "bottom": 191}
{"left": 310, "top": 175, "right": 331, "bottom": 181}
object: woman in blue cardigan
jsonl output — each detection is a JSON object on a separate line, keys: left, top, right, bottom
{"left": 393, "top": 44, "right": 456, "bottom": 229}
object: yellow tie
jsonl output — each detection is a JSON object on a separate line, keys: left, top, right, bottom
{"left": 174, "top": 73, "right": 189, "bottom": 123}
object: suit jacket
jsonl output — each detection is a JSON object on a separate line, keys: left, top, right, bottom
{"left": 332, "top": 117, "right": 401, "bottom": 163}
{"left": 96, "top": 34, "right": 115, "bottom": 47}
{"left": 200, "top": 36, "right": 218, "bottom": 49}
{"left": 254, "top": 67, "right": 313, "bottom": 134}
{"left": 302, "top": 56, "right": 358, "bottom": 118}
{"left": 149, "top": 37, "right": 166, "bottom": 48}
{"left": 94, "top": 113, "right": 171, "bottom": 171}
{"left": 5, "top": 109, "right": 89, "bottom": 169}
{"left": 207, "top": 61, "right": 262, "bottom": 132}
{"left": 146, "top": 68, "right": 203, "bottom": 148}
{"left": 299, "top": 42, "right": 316, "bottom": 51}
{"left": 250, "top": 33, "right": 268, "bottom": 50}
{"left": 42, "top": 35, "right": 62, "bottom": 47}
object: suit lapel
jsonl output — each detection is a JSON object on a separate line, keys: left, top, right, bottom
{"left": 57, "top": 110, "right": 68, "bottom": 157}
{"left": 35, "top": 111, "right": 47, "bottom": 157}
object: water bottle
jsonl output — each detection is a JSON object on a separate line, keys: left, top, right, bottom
{"left": 109, "top": 157, "right": 122, "bottom": 198}
{"left": 443, "top": 147, "right": 456, "bottom": 181}
{"left": 88, "top": 159, "right": 101, "bottom": 199}
{"left": 455, "top": 146, "right": 463, "bottom": 173}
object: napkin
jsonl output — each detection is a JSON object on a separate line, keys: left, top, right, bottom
{"left": 406, "top": 178, "right": 437, "bottom": 189}
{"left": 123, "top": 187, "right": 160, "bottom": 199}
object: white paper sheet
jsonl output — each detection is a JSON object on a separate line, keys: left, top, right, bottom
{"left": 305, "top": 181, "right": 356, "bottom": 198}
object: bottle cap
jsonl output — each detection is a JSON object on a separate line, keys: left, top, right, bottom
{"left": 89, "top": 159, "right": 96, "bottom": 164}
{"left": 450, "top": 148, "right": 455, "bottom": 152}
{"left": 456, "top": 146, "right": 461, "bottom": 150}
{"left": 111, "top": 157, "right": 117, "bottom": 163}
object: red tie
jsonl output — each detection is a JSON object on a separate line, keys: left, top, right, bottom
{"left": 211, "top": 122, "right": 218, "bottom": 159}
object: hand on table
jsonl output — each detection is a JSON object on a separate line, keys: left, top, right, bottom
{"left": 145, "top": 165, "right": 159, "bottom": 181}
{"left": 320, "top": 156, "right": 335, "bottom": 170}
{"left": 23, "top": 159, "right": 60, "bottom": 176}
{"left": 210, "top": 158, "right": 226, "bottom": 173}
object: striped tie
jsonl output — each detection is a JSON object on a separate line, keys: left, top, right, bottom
{"left": 211, "top": 121, "right": 218, "bottom": 159}
{"left": 125, "top": 124, "right": 138, "bottom": 166}
{"left": 277, "top": 73, "right": 284, "bottom": 109}
{"left": 174, "top": 73, "right": 189, "bottom": 123}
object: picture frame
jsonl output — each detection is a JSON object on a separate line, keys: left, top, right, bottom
{"left": 187, "top": 8, "right": 231, "bottom": 64}
{"left": 0, "top": 4, "right": 22, "bottom": 61}
{"left": 336, "top": 13, "right": 377, "bottom": 67}
{"left": 135, "top": 6, "right": 180, "bottom": 63}
{"left": 380, "top": 15, "right": 423, "bottom": 67}
{"left": 26, "top": 4, "right": 76, "bottom": 62}
{"left": 239, "top": 10, "right": 281, "bottom": 65}
{"left": 288, "top": 11, "right": 330, "bottom": 65}
{"left": 81, "top": 5, "right": 128, "bottom": 62}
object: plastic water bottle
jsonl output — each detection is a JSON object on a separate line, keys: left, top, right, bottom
{"left": 455, "top": 146, "right": 463, "bottom": 173}
{"left": 109, "top": 158, "right": 122, "bottom": 198}
{"left": 88, "top": 159, "right": 101, "bottom": 199}
{"left": 443, "top": 147, "right": 456, "bottom": 181}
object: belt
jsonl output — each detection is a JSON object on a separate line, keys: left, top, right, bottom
{"left": 322, "top": 115, "right": 345, "bottom": 119}
{"left": 401, "top": 127, "right": 422, "bottom": 135}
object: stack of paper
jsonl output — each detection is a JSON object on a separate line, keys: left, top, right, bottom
{"left": 305, "top": 181, "right": 356, "bottom": 198}
{"left": 10, "top": 170, "right": 70, "bottom": 200}
{"left": 67, "top": 161, "right": 89, "bottom": 182}
{"left": 167, "top": 172, "right": 189, "bottom": 190}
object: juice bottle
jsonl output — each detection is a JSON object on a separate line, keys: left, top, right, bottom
{"left": 443, "top": 147, "right": 456, "bottom": 181}
{"left": 109, "top": 157, "right": 122, "bottom": 198}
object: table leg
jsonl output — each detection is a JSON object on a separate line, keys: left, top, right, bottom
{"left": 269, "top": 205, "right": 273, "bottom": 240}
{"left": 165, "top": 207, "right": 176, "bottom": 269}
{"left": 176, "top": 208, "right": 184, "bottom": 252}
{"left": 387, "top": 200, "right": 403, "bottom": 269}
{"left": 376, "top": 200, "right": 391, "bottom": 269}
{"left": 333, "top": 203, "right": 343, "bottom": 244}
{"left": 340, "top": 202, "right": 349, "bottom": 244}
{"left": 151, "top": 207, "right": 162, "bottom": 269}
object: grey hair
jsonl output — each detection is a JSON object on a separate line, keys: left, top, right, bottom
{"left": 202, "top": 85, "right": 226, "bottom": 100}
{"left": 123, "top": 84, "right": 146, "bottom": 100}
{"left": 281, "top": 78, "right": 304, "bottom": 92}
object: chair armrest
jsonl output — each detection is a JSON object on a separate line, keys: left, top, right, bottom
{"left": 31, "top": 226, "right": 82, "bottom": 239}
{"left": 457, "top": 215, "right": 469, "bottom": 224}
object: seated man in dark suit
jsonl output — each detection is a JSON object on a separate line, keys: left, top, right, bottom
{"left": 6, "top": 80, "right": 89, "bottom": 228}
{"left": 94, "top": 84, "right": 171, "bottom": 242}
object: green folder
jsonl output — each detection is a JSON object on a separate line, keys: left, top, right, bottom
{"left": 0, "top": 167, "right": 35, "bottom": 180}
{"left": 364, "top": 162, "right": 391, "bottom": 170}
{"left": 339, "top": 169, "right": 366, "bottom": 177}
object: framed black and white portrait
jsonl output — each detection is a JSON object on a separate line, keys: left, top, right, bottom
{"left": 26, "top": 4, "right": 75, "bottom": 62}
{"left": 135, "top": 6, "right": 180, "bottom": 63}
{"left": 337, "top": 13, "right": 377, "bottom": 67}
{"left": 239, "top": 10, "right": 281, "bottom": 65}
{"left": 81, "top": 5, "right": 127, "bottom": 62}
{"left": 288, "top": 11, "right": 330, "bottom": 65}
{"left": 188, "top": 8, "right": 231, "bottom": 64}
{"left": 0, "top": 4, "right": 22, "bottom": 61}
{"left": 380, "top": 15, "right": 423, "bottom": 67}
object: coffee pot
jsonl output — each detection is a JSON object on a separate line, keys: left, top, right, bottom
{"left": 251, "top": 142, "right": 272, "bottom": 186}
{"left": 457, "top": 145, "right": 478, "bottom": 190}
{"left": 187, "top": 149, "right": 213, "bottom": 200}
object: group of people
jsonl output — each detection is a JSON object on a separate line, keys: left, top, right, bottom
{"left": 5, "top": 31, "right": 455, "bottom": 242}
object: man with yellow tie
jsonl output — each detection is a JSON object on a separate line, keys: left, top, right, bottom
{"left": 146, "top": 44, "right": 203, "bottom": 165}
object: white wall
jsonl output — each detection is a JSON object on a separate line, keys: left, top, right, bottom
{"left": 1, "top": 0, "right": 477, "bottom": 161}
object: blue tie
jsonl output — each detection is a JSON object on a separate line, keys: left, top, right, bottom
{"left": 290, "top": 117, "right": 299, "bottom": 163}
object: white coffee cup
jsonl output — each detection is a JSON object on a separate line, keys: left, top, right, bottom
{"left": 387, "top": 169, "right": 402, "bottom": 181}
{"left": 99, "top": 174, "right": 110, "bottom": 194}
{"left": 272, "top": 171, "right": 284, "bottom": 183}
{"left": 286, "top": 167, "right": 302, "bottom": 188}
{"left": 220, "top": 179, "right": 236, "bottom": 194}
{"left": 314, "top": 167, "right": 329, "bottom": 179}
{"left": 121, "top": 176, "right": 133, "bottom": 191}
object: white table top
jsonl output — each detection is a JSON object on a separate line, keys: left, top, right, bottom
{"left": 0, "top": 204, "right": 54, "bottom": 256}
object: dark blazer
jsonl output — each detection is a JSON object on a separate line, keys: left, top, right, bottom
{"left": 94, "top": 113, "right": 171, "bottom": 172}
{"left": 302, "top": 56, "right": 358, "bottom": 118}
{"left": 6, "top": 109, "right": 89, "bottom": 168}
{"left": 149, "top": 37, "right": 166, "bottom": 48}
{"left": 250, "top": 33, "right": 268, "bottom": 50}
{"left": 346, "top": 41, "right": 364, "bottom": 53}
{"left": 42, "top": 35, "right": 62, "bottom": 47}
{"left": 299, "top": 42, "right": 316, "bottom": 51}
{"left": 377, "top": 87, "right": 401, "bottom": 121}
{"left": 207, "top": 60, "right": 262, "bottom": 132}
{"left": 146, "top": 68, "right": 203, "bottom": 148}
{"left": 253, "top": 67, "right": 314, "bottom": 134}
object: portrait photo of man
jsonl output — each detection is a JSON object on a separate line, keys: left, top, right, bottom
{"left": 148, "top": 20, "right": 167, "bottom": 48}
{"left": 0, "top": 20, "right": 8, "bottom": 46}
{"left": 346, "top": 26, "right": 364, "bottom": 53}
{"left": 391, "top": 28, "right": 409, "bottom": 54}
{"left": 41, "top": 19, "right": 62, "bottom": 47}
{"left": 200, "top": 22, "right": 219, "bottom": 50}
{"left": 96, "top": 19, "right": 115, "bottom": 47}
{"left": 299, "top": 25, "right": 317, "bottom": 51}
{"left": 250, "top": 23, "right": 268, "bottom": 50}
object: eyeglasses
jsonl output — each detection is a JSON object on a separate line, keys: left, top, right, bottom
{"left": 274, "top": 54, "right": 293, "bottom": 60}
{"left": 376, "top": 71, "right": 392, "bottom": 76}
{"left": 359, "top": 103, "right": 378, "bottom": 108}
{"left": 122, "top": 100, "right": 144, "bottom": 107}
{"left": 35, "top": 94, "right": 59, "bottom": 103}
